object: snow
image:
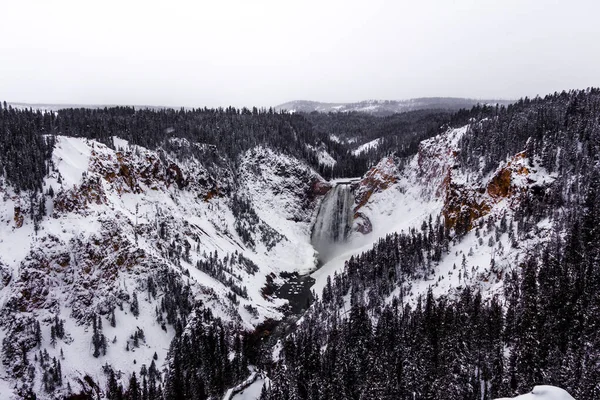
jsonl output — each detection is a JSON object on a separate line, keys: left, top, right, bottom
{"left": 223, "top": 368, "right": 268, "bottom": 400}
{"left": 495, "top": 386, "right": 574, "bottom": 400}
{"left": 0, "top": 378, "right": 14, "bottom": 399}
{"left": 0, "top": 122, "right": 566, "bottom": 397}
{"left": 0, "top": 193, "right": 35, "bottom": 275}
{"left": 306, "top": 144, "right": 337, "bottom": 167}
{"left": 357, "top": 104, "right": 379, "bottom": 112}
{"left": 231, "top": 378, "right": 266, "bottom": 400}
{"left": 351, "top": 138, "right": 381, "bottom": 156}
{"left": 113, "top": 136, "right": 130, "bottom": 150}
{"left": 317, "top": 149, "right": 337, "bottom": 167}
{"left": 392, "top": 214, "right": 547, "bottom": 307}
{"left": 39, "top": 301, "right": 174, "bottom": 397}
{"left": 52, "top": 136, "right": 93, "bottom": 188}
{"left": 238, "top": 146, "right": 320, "bottom": 274}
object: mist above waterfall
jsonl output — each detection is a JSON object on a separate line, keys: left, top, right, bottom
{"left": 311, "top": 184, "right": 354, "bottom": 264}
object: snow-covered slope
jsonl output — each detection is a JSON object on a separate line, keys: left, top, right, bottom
{"left": 305, "top": 143, "right": 337, "bottom": 167}
{"left": 351, "top": 138, "right": 381, "bottom": 156}
{"left": 0, "top": 136, "right": 327, "bottom": 398}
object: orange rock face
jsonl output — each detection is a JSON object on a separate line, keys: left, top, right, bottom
{"left": 354, "top": 157, "right": 398, "bottom": 213}
{"left": 442, "top": 150, "right": 539, "bottom": 233}
{"left": 442, "top": 182, "right": 491, "bottom": 233}
{"left": 54, "top": 177, "right": 108, "bottom": 214}
{"left": 487, "top": 169, "right": 512, "bottom": 199}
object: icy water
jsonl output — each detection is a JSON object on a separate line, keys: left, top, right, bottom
{"left": 275, "top": 272, "right": 315, "bottom": 315}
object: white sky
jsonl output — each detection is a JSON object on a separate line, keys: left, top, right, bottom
{"left": 1, "top": 0, "right": 599, "bottom": 108}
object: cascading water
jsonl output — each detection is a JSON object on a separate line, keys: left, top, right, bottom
{"left": 311, "top": 184, "right": 354, "bottom": 264}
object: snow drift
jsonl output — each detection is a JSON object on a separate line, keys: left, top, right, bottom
{"left": 495, "top": 386, "right": 575, "bottom": 400}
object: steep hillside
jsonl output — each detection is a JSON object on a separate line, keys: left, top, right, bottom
{"left": 0, "top": 134, "right": 327, "bottom": 398}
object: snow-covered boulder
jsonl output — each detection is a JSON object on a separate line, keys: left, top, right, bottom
{"left": 495, "top": 386, "right": 575, "bottom": 400}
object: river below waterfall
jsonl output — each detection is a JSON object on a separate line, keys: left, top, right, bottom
{"left": 274, "top": 272, "right": 315, "bottom": 315}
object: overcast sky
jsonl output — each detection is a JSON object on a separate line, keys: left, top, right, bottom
{"left": 1, "top": 0, "right": 599, "bottom": 108}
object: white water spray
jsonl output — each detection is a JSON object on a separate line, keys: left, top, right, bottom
{"left": 311, "top": 184, "right": 354, "bottom": 263}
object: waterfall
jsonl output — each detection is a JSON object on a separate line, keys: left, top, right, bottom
{"left": 311, "top": 184, "right": 354, "bottom": 263}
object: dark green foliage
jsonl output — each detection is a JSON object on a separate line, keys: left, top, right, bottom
{"left": 131, "top": 292, "right": 140, "bottom": 317}
{"left": 263, "top": 216, "right": 600, "bottom": 399}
